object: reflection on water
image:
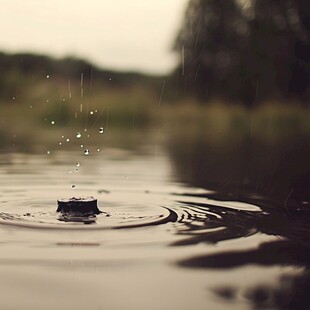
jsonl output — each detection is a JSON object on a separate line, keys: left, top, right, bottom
{"left": 167, "top": 124, "right": 309, "bottom": 213}
{"left": 0, "top": 122, "right": 309, "bottom": 309}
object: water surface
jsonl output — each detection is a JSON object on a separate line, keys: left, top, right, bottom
{"left": 0, "top": 131, "right": 309, "bottom": 309}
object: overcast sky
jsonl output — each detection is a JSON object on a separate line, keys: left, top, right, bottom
{"left": 0, "top": 0, "right": 189, "bottom": 74}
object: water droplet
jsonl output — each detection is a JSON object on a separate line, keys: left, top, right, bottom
{"left": 66, "top": 138, "right": 70, "bottom": 142}
{"left": 59, "top": 142, "right": 62, "bottom": 146}
{"left": 47, "top": 150, "right": 51, "bottom": 155}
{"left": 62, "top": 98, "right": 66, "bottom": 102}
{"left": 46, "top": 75, "right": 50, "bottom": 79}
{"left": 80, "top": 144, "right": 84, "bottom": 148}
{"left": 87, "top": 134, "right": 90, "bottom": 138}
{"left": 84, "top": 149, "right": 90, "bottom": 155}
{"left": 99, "top": 127, "right": 104, "bottom": 134}
{"left": 69, "top": 170, "right": 72, "bottom": 174}
{"left": 51, "top": 121, "right": 55, "bottom": 125}
{"left": 12, "top": 97, "right": 15, "bottom": 100}
{"left": 76, "top": 162, "right": 80, "bottom": 167}
{"left": 75, "top": 168, "right": 79, "bottom": 172}
{"left": 97, "top": 148, "right": 101, "bottom": 152}
{"left": 30, "top": 106, "right": 33, "bottom": 109}
{"left": 76, "top": 132, "right": 81, "bottom": 139}
{"left": 109, "top": 77, "right": 112, "bottom": 81}
{"left": 90, "top": 111, "right": 94, "bottom": 115}
{"left": 71, "top": 184, "right": 76, "bottom": 189}
{"left": 95, "top": 110, "right": 98, "bottom": 113}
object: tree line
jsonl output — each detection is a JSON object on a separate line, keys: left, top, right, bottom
{"left": 173, "top": 0, "right": 309, "bottom": 106}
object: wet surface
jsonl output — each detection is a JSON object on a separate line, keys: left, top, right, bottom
{"left": 0, "top": 147, "right": 309, "bottom": 309}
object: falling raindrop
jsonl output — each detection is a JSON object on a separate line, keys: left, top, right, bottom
{"left": 84, "top": 149, "right": 90, "bottom": 156}
{"left": 76, "top": 132, "right": 82, "bottom": 139}
{"left": 99, "top": 127, "right": 104, "bottom": 134}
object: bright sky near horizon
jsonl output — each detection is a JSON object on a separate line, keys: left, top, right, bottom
{"left": 0, "top": 0, "right": 189, "bottom": 74}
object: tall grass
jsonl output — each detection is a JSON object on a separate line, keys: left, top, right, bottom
{"left": 0, "top": 77, "right": 309, "bottom": 151}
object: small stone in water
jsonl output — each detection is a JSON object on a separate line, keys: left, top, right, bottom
{"left": 99, "top": 127, "right": 104, "bottom": 134}
{"left": 84, "top": 149, "right": 90, "bottom": 155}
{"left": 76, "top": 132, "right": 82, "bottom": 139}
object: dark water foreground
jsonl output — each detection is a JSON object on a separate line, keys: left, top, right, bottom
{"left": 0, "top": 129, "right": 309, "bottom": 309}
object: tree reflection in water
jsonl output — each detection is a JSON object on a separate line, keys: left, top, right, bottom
{"left": 167, "top": 123, "right": 309, "bottom": 309}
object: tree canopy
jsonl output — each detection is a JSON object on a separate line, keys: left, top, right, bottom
{"left": 174, "top": 0, "right": 309, "bottom": 106}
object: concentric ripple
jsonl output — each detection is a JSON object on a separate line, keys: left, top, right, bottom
{"left": 1, "top": 186, "right": 301, "bottom": 246}
{"left": 0, "top": 189, "right": 178, "bottom": 230}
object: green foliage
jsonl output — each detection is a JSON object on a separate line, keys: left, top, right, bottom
{"left": 174, "top": 0, "right": 310, "bottom": 105}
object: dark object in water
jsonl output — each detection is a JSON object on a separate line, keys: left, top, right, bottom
{"left": 57, "top": 197, "right": 101, "bottom": 215}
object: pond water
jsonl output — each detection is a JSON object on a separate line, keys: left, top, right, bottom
{"left": 0, "top": 130, "right": 309, "bottom": 309}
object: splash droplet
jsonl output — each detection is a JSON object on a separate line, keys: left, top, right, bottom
{"left": 76, "top": 132, "right": 82, "bottom": 139}
{"left": 84, "top": 149, "right": 90, "bottom": 155}
{"left": 99, "top": 127, "right": 104, "bottom": 134}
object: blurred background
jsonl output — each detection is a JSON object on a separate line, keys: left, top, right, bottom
{"left": 0, "top": 0, "right": 309, "bottom": 210}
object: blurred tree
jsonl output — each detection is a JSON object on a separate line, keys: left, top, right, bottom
{"left": 174, "top": 0, "right": 309, "bottom": 106}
